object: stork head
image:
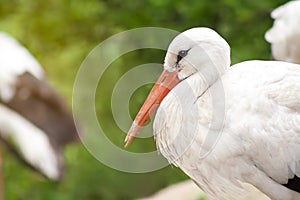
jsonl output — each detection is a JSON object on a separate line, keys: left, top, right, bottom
{"left": 164, "top": 27, "right": 230, "bottom": 81}
{"left": 125, "top": 27, "right": 230, "bottom": 147}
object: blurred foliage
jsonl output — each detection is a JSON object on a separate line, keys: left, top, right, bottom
{"left": 0, "top": 0, "right": 290, "bottom": 199}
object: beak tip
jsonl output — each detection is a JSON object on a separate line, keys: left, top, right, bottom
{"left": 124, "top": 136, "right": 129, "bottom": 148}
{"left": 124, "top": 122, "right": 141, "bottom": 148}
{"left": 124, "top": 136, "right": 132, "bottom": 148}
{"left": 124, "top": 142, "right": 129, "bottom": 148}
{"left": 124, "top": 135, "right": 128, "bottom": 143}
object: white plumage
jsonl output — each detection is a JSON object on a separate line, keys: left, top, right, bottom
{"left": 0, "top": 32, "right": 44, "bottom": 101}
{"left": 0, "top": 104, "right": 60, "bottom": 179}
{"left": 126, "top": 28, "right": 300, "bottom": 200}
{"left": 0, "top": 32, "right": 78, "bottom": 180}
{"left": 265, "top": 0, "right": 300, "bottom": 64}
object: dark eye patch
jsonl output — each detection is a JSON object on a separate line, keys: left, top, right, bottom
{"left": 176, "top": 49, "right": 189, "bottom": 64}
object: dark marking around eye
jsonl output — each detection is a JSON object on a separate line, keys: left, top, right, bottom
{"left": 176, "top": 49, "right": 189, "bottom": 64}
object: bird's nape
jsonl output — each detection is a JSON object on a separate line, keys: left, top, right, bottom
{"left": 125, "top": 69, "right": 180, "bottom": 147}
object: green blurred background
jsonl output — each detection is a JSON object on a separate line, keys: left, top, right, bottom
{"left": 0, "top": 0, "right": 289, "bottom": 199}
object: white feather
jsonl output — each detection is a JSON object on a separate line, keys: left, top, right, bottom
{"left": 0, "top": 32, "right": 44, "bottom": 101}
{"left": 265, "top": 0, "right": 300, "bottom": 63}
{"left": 0, "top": 103, "right": 60, "bottom": 180}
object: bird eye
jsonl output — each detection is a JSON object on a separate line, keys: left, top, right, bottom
{"left": 176, "top": 49, "right": 189, "bottom": 64}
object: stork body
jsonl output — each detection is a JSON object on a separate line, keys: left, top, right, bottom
{"left": 155, "top": 60, "right": 300, "bottom": 200}
{"left": 265, "top": 0, "right": 300, "bottom": 64}
{"left": 126, "top": 28, "right": 300, "bottom": 200}
{"left": 0, "top": 32, "right": 78, "bottom": 180}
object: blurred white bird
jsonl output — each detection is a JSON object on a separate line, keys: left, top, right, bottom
{"left": 138, "top": 180, "right": 270, "bottom": 200}
{"left": 265, "top": 0, "right": 300, "bottom": 64}
{"left": 138, "top": 180, "right": 204, "bottom": 200}
{"left": 0, "top": 32, "right": 79, "bottom": 181}
{"left": 126, "top": 28, "right": 300, "bottom": 200}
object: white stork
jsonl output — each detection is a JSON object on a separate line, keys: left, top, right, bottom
{"left": 0, "top": 32, "right": 78, "bottom": 181}
{"left": 265, "top": 0, "right": 300, "bottom": 64}
{"left": 125, "top": 28, "right": 300, "bottom": 200}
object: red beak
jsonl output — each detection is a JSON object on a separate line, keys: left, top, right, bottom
{"left": 125, "top": 69, "right": 180, "bottom": 147}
